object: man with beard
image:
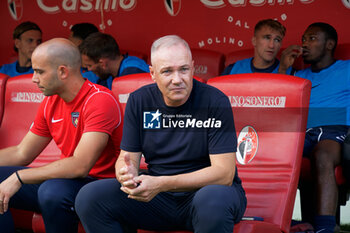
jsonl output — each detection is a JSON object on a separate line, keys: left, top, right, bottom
{"left": 279, "top": 22, "right": 350, "bottom": 233}
{"left": 79, "top": 32, "right": 149, "bottom": 89}
{"left": 222, "top": 18, "right": 294, "bottom": 75}
{"left": 0, "top": 38, "right": 122, "bottom": 233}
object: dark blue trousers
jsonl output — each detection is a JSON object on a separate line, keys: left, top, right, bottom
{"left": 75, "top": 178, "right": 247, "bottom": 233}
{"left": 0, "top": 166, "right": 96, "bottom": 233}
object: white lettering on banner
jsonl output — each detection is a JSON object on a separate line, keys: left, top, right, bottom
{"left": 228, "top": 96, "right": 286, "bottom": 108}
{"left": 11, "top": 92, "right": 44, "bottom": 103}
{"left": 198, "top": 36, "right": 244, "bottom": 48}
{"left": 120, "top": 0, "right": 135, "bottom": 10}
{"left": 37, "top": 0, "right": 60, "bottom": 13}
{"left": 227, "top": 16, "right": 250, "bottom": 29}
{"left": 200, "top": 0, "right": 226, "bottom": 8}
{"left": 201, "top": 0, "right": 314, "bottom": 8}
{"left": 36, "top": 0, "right": 136, "bottom": 13}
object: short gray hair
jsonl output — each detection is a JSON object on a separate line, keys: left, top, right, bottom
{"left": 150, "top": 35, "right": 192, "bottom": 65}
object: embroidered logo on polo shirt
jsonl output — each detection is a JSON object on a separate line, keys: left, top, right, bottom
{"left": 51, "top": 117, "right": 63, "bottom": 123}
{"left": 71, "top": 112, "right": 79, "bottom": 127}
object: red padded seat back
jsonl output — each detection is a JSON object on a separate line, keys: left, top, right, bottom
{"left": 112, "top": 73, "right": 154, "bottom": 170}
{"left": 191, "top": 48, "right": 225, "bottom": 82}
{"left": 208, "top": 73, "right": 311, "bottom": 233}
{"left": 0, "top": 73, "right": 9, "bottom": 127}
{"left": 112, "top": 73, "right": 154, "bottom": 113}
{"left": 0, "top": 74, "right": 60, "bottom": 167}
{"left": 334, "top": 43, "right": 350, "bottom": 60}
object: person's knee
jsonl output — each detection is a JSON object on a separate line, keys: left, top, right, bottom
{"left": 193, "top": 185, "right": 237, "bottom": 219}
{"left": 75, "top": 179, "right": 123, "bottom": 218}
{"left": 312, "top": 143, "right": 341, "bottom": 173}
{"left": 75, "top": 181, "right": 99, "bottom": 216}
{"left": 192, "top": 185, "right": 239, "bottom": 232}
{"left": 313, "top": 150, "right": 332, "bottom": 170}
{"left": 194, "top": 185, "right": 228, "bottom": 206}
{"left": 37, "top": 180, "right": 67, "bottom": 210}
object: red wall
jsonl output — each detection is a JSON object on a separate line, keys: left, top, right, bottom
{"left": 1, "top": 0, "right": 349, "bottom": 65}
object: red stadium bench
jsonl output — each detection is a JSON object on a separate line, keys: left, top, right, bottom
{"left": 334, "top": 43, "right": 350, "bottom": 60}
{"left": 138, "top": 73, "right": 311, "bottom": 233}
{"left": 191, "top": 48, "right": 225, "bottom": 82}
{"left": 0, "top": 73, "right": 9, "bottom": 127}
{"left": 0, "top": 74, "right": 62, "bottom": 232}
{"left": 32, "top": 213, "right": 85, "bottom": 233}
{"left": 0, "top": 74, "right": 61, "bottom": 167}
{"left": 112, "top": 73, "right": 154, "bottom": 171}
{"left": 112, "top": 73, "right": 154, "bottom": 112}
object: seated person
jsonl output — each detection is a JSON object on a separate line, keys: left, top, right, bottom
{"left": 0, "top": 38, "right": 122, "bottom": 233}
{"left": 67, "top": 22, "right": 100, "bottom": 80}
{"left": 279, "top": 22, "right": 349, "bottom": 233}
{"left": 75, "top": 35, "right": 247, "bottom": 233}
{"left": 79, "top": 32, "right": 149, "bottom": 89}
{"left": 68, "top": 22, "right": 99, "bottom": 47}
{"left": 0, "top": 21, "right": 42, "bottom": 77}
{"left": 222, "top": 18, "right": 294, "bottom": 75}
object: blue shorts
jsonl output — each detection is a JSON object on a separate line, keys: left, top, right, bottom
{"left": 303, "top": 125, "right": 349, "bottom": 157}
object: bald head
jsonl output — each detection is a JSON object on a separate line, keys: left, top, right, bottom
{"left": 32, "top": 38, "right": 81, "bottom": 73}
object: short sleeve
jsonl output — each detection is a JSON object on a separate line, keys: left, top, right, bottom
{"left": 30, "top": 98, "right": 51, "bottom": 137}
{"left": 120, "top": 92, "right": 141, "bottom": 152}
{"left": 208, "top": 94, "right": 237, "bottom": 154}
{"left": 83, "top": 92, "right": 121, "bottom": 135}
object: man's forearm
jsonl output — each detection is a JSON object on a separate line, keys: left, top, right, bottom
{"left": 159, "top": 162, "right": 235, "bottom": 192}
{"left": 15, "top": 156, "right": 91, "bottom": 184}
{"left": 0, "top": 146, "right": 35, "bottom": 166}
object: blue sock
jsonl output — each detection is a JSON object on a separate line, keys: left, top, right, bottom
{"left": 314, "top": 215, "right": 336, "bottom": 233}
